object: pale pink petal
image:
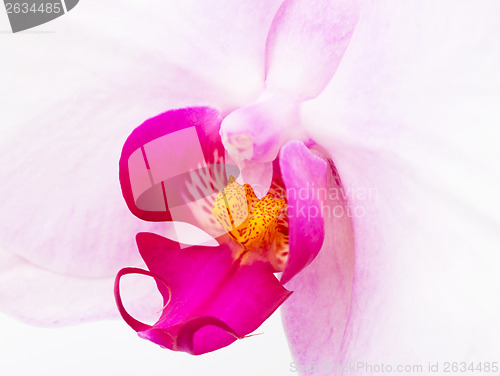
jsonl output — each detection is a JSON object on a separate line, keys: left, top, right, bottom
{"left": 0, "top": 249, "right": 161, "bottom": 326}
{"left": 0, "top": 1, "right": 283, "bottom": 283}
{"left": 264, "top": 0, "right": 360, "bottom": 100}
{"left": 285, "top": 0, "right": 500, "bottom": 367}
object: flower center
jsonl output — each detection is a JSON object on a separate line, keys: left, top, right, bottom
{"left": 212, "top": 176, "right": 289, "bottom": 271}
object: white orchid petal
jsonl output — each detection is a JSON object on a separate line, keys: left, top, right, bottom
{"left": 0, "top": 0, "right": 287, "bottom": 324}
{"left": 0, "top": 0, "right": 282, "bottom": 279}
{"left": 284, "top": 0, "right": 500, "bottom": 366}
{"left": 0, "top": 248, "right": 161, "bottom": 326}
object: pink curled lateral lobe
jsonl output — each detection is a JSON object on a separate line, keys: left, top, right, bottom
{"left": 119, "top": 107, "right": 244, "bottom": 243}
{"left": 119, "top": 107, "right": 224, "bottom": 223}
{"left": 278, "top": 141, "right": 327, "bottom": 284}
{"left": 281, "top": 142, "right": 355, "bottom": 364}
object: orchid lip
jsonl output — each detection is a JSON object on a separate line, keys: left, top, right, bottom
{"left": 114, "top": 232, "right": 292, "bottom": 355}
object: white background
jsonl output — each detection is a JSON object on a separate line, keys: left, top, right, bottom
{"left": 0, "top": 311, "right": 294, "bottom": 376}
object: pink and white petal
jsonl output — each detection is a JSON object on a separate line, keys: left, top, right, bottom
{"left": 279, "top": 141, "right": 327, "bottom": 284}
{"left": 264, "top": 0, "right": 360, "bottom": 100}
{"left": 0, "top": 0, "right": 283, "bottom": 280}
{"left": 221, "top": 94, "right": 301, "bottom": 164}
{"left": 0, "top": 249, "right": 161, "bottom": 326}
{"left": 287, "top": 0, "right": 500, "bottom": 368}
{"left": 220, "top": 94, "right": 303, "bottom": 197}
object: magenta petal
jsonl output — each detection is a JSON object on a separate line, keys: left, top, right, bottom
{"left": 279, "top": 141, "right": 326, "bottom": 284}
{"left": 114, "top": 267, "right": 165, "bottom": 333}
{"left": 265, "top": 0, "right": 360, "bottom": 100}
{"left": 120, "top": 107, "right": 219, "bottom": 221}
{"left": 115, "top": 232, "right": 291, "bottom": 355}
{"left": 175, "top": 316, "right": 241, "bottom": 354}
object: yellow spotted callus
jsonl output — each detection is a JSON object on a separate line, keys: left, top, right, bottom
{"left": 212, "top": 176, "right": 289, "bottom": 271}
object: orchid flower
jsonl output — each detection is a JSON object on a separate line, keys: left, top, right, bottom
{"left": 112, "top": 0, "right": 359, "bottom": 355}
{"left": 113, "top": 106, "right": 332, "bottom": 354}
{"left": 2, "top": 0, "right": 500, "bottom": 371}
